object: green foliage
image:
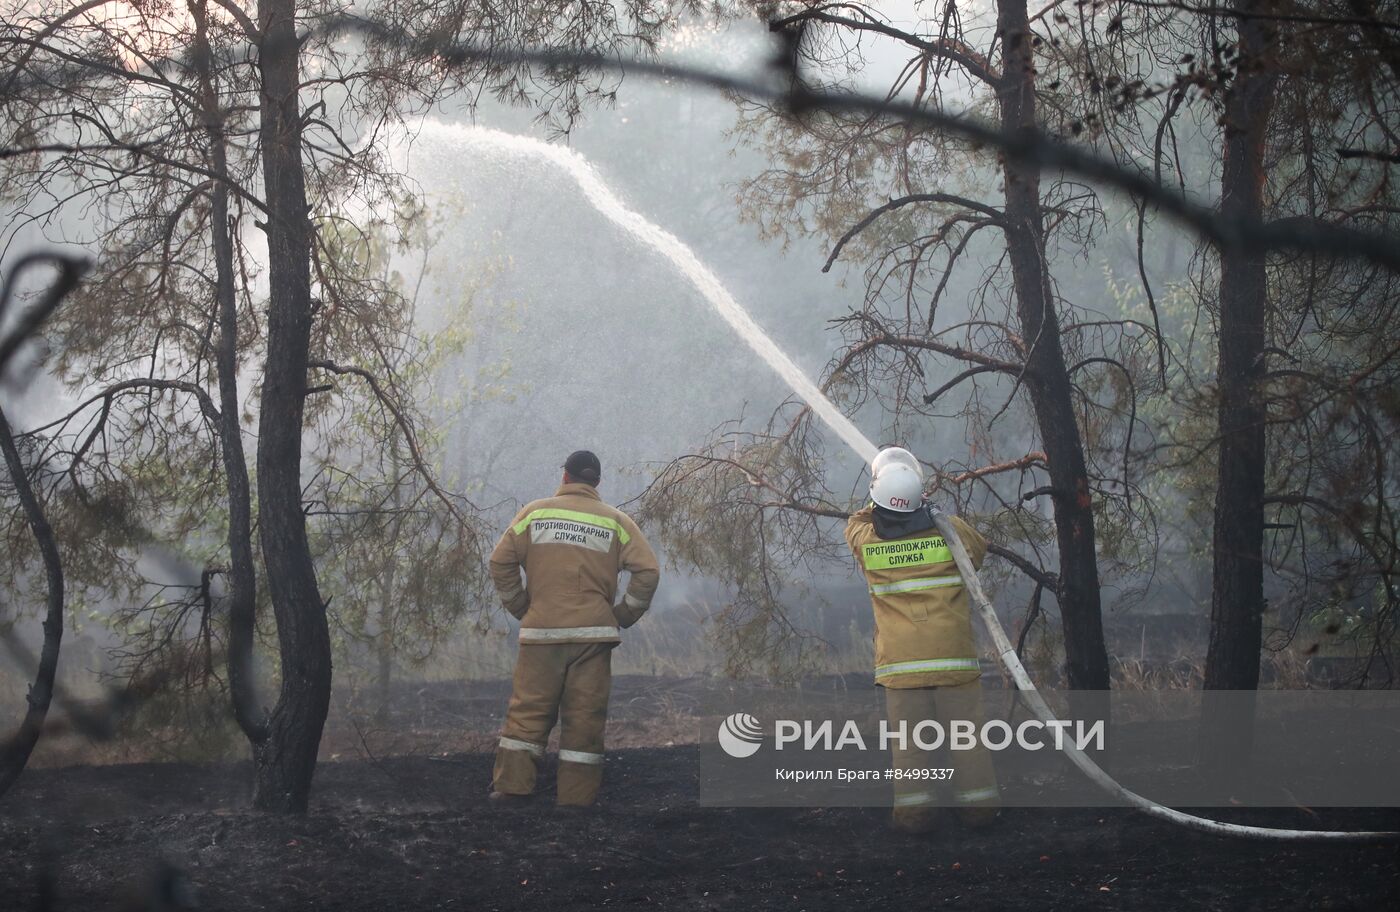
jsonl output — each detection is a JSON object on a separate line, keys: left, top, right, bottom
{"left": 638, "top": 420, "right": 852, "bottom": 681}
{"left": 305, "top": 190, "right": 504, "bottom": 695}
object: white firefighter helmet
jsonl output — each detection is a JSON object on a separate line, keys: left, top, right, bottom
{"left": 871, "top": 446, "right": 922, "bottom": 480}
{"left": 870, "top": 462, "right": 924, "bottom": 512}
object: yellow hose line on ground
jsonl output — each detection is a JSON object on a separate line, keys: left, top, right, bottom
{"left": 931, "top": 511, "right": 1398, "bottom": 842}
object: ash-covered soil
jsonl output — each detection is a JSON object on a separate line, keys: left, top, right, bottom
{"left": 1, "top": 742, "right": 1396, "bottom": 911}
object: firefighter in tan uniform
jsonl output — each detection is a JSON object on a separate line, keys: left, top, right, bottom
{"left": 845, "top": 447, "right": 999, "bottom": 834}
{"left": 489, "top": 450, "right": 660, "bottom": 806}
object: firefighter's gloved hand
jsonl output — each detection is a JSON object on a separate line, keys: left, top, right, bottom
{"left": 612, "top": 598, "right": 646, "bottom": 629}
{"left": 502, "top": 592, "right": 530, "bottom": 620}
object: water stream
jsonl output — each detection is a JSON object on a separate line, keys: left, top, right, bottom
{"left": 422, "top": 123, "right": 879, "bottom": 466}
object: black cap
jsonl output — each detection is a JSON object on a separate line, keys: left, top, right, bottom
{"left": 563, "top": 450, "right": 602, "bottom": 486}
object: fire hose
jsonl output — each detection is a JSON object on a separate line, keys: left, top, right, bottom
{"left": 930, "top": 509, "right": 1398, "bottom": 841}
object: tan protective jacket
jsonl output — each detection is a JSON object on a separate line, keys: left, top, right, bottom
{"left": 845, "top": 506, "right": 988, "bottom": 688}
{"left": 490, "top": 483, "right": 660, "bottom": 644}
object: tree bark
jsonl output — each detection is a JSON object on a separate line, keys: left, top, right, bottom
{"left": 0, "top": 405, "right": 65, "bottom": 798}
{"left": 995, "top": 0, "right": 1110, "bottom": 691}
{"left": 252, "top": 0, "right": 332, "bottom": 813}
{"left": 189, "top": 0, "right": 267, "bottom": 746}
{"left": 1201, "top": 0, "right": 1278, "bottom": 776}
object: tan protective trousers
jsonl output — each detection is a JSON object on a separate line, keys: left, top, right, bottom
{"left": 493, "top": 642, "right": 613, "bottom": 806}
{"left": 884, "top": 680, "right": 1000, "bottom": 827}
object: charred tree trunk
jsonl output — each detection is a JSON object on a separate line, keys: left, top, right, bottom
{"left": 1205, "top": 0, "right": 1277, "bottom": 693}
{"left": 1201, "top": 2, "right": 1278, "bottom": 776}
{"left": 0, "top": 405, "right": 65, "bottom": 797}
{"left": 995, "top": 0, "right": 1110, "bottom": 691}
{"left": 252, "top": 0, "right": 332, "bottom": 813}
{"left": 190, "top": 0, "right": 267, "bottom": 746}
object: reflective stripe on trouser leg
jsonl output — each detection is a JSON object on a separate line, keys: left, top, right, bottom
{"left": 556, "top": 642, "right": 613, "bottom": 806}
{"left": 893, "top": 791, "right": 937, "bottom": 807}
{"left": 499, "top": 737, "right": 544, "bottom": 756}
{"left": 493, "top": 643, "right": 568, "bottom": 795}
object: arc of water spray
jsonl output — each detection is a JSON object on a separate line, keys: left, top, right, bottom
{"left": 446, "top": 123, "right": 1394, "bottom": 841}
{"left": 442, "top": 125, "right": 877, "bottom": 467}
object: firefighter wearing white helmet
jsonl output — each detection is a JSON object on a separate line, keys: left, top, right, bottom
{"left": 869, "top": 461, "right": 924, "bottom": 512}
{"left": 870, "top": 445, "right": 923, "bottom": 481}
{"left": 845, "top": 447, "right": 999, "bottom": 834}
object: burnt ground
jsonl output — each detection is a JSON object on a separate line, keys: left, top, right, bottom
{"left": 0, "top": 677, "right": 1397, "bottom": 911}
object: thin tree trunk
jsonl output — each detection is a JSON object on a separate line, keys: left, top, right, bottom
{"left": 252, "top": 0, "right": 332, "bottom": 813}
{"left": 995, "top": 0, "right": 1110, "bottom": 691}
{"left": 375, "top": 455, "right": 405, "bottom": 725}
{"left": 0, "top": 405, "right": 65, "bottom": 797}
{"left": 375, "top": 577, "right": 395, "bottom": 725}
{"left": 1201, "top": 0, "right": 1278, "bottom": 777}
{"left": 189, "top": 0, "right": 267, "bottom": 745}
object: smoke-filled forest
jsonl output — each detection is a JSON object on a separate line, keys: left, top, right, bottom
{"left": 1, "top": 1, "right": 1398, "bottom": 910}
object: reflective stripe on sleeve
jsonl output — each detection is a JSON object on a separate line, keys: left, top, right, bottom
{"left": 875, "top": 657, "right": 982, "bottom": 678}
{"left": 893, "top": 791, "right": 937, "bottom": 807}
{"left": 558, "top": 749, "right": 605, "bottom": 765}
{"left": 955, "top": 786, "right": 999, "bottom": 804}
{"left": 623, "top": 591, "right": 649, "bottom": 610}
{"left": 519, "top": 626, "right": 620, "bottom": 642}
{"left": 499, "top": 737, "right": 544, "bottom": 757}
{"left": 869, "top": 576, "right": 964, "bottom": 596}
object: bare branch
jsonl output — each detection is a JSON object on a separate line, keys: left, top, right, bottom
{"left": 823, "top": 193, "right": 1004, "bottom": 272}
